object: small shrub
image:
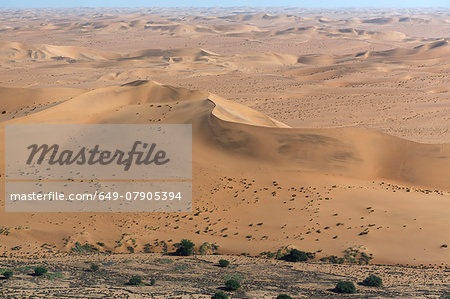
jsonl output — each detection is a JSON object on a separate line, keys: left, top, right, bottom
{"left": 71, "top": 241, "right": 98, "bottom": 253}
{"left": 260, "top": 251, "right": 276, "bottom": 258}
{"left": 218, "top": 259, "right": 230, "bottom": 267}
{"left": 212, "top": 292, "right": 228, "bottom": 299}
{"left": 335, "top": 281, "right": 356, "bottom": 294}
{"left": 174, "top": 239, "right": 195, "bottom": 256}
{"left": 128, "top": 276, "right": 143, "bottom": 286}
{"left": 362, "top": 274, "right": 382, "bottom": 287}
{"left": 276, "top": 295, "right": 293, "bottom": 299}
{"left": 90, "top": 263, "right": 99, "bottom": 272}
{"left": 225, "top": 279, "right": 241, "bottom": 291}
{"left": 149, "top": 278, "right": 156, "bottom": 286}
{"left": 320, "top": 255, "right": 344, "bottom": 264}
{"left": 34, "top": 266, "right": 48, "bottom": 276}
{"left": 200, "top": 242, "right": 219, "bottom": 255}
{"left": 359, "top": 251, "right": 372, "bottom": 265}
{"left": 143, "top": 244, "right": 152, "bottom": 253}
{"left": 282, "top": 249, "right": 312, "bottom": 262}
{"left": 3, "top": 270, "right": 13, "bottom": 279}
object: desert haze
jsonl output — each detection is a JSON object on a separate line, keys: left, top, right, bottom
{"left": 0, "top": 7, "right": 449, "bottom": 298}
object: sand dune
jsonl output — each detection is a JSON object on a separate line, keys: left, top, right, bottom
{"left": 3, "top": 37, "right": 447, "bottom": 66}
{"left": 0, "top": 40, "right": 120, "bottom": 62}
{"left": 219, "top": 13, "right": 299, "bottom": 24}
{"left": 124, "top": 48, "right": 219, "bottom": 62}
{"left": 0, "top": 86, "right": 86, "bottom": 120}
{"left": 143, "top": 23, "right": 265, "bottom": 37}
{"left": 361, "top": 39, "right": 450, "bottom": 60}
{"left": 1, "top": 81, "right": 450, "bottom": 265}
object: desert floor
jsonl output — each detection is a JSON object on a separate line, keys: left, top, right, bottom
{"left": 0, "top": 7, "right": 449, "bottom": 297}
{"left": 1, "top": 253, "right": 449, "bottom": 298}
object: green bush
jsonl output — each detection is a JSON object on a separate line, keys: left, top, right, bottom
{"left": 320, "top": 255, "right": 344, "bottom": 264}
{"left": 128, "top": 276, "right": 143, "bottom": 286}
{"left": 218, "top": 259, "right": 230, "bottom": 267}
{"left": 225, "top": 278, "right": 241, "bottom": 291}
{"left": 335, "top": 281, "right": 356, "bottom": 294}
{"left": 34, "top": 266, "right": 48, "bottom": 276}
{"left": 362, "top": 274, "right": 382, "bottom": 287}
{"left": 175, "top": 239, "right": 195, "bottom": 256}
{"left": 276, "top": 295, "right": 293, "bottom": 299}
{"left": 282, "top": 249, "right": 311, "bottom": 262}
{"left": 71, "top": 241, "right": 98, "bottom": 253}
{"left": 90, "top": 263, "right": 99, "bottom": 272}
{"left": 149, "top": 278, "right": 156, "bottom": 286}
{"left": 3, "top": 270, "right": 13, "bottom": 279}
{"left": 212, "top": 292, "right": 228, "bottom": 299}
{"left": 200, "top": 242, "right": 219, "bottom": 255}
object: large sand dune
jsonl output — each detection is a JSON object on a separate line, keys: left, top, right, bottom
{"left": 1, "top": 80, "right": 450, "bottom": 266}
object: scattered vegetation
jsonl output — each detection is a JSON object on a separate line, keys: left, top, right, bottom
{"left": 143, "top": 243, "right": 152, "bottom": 253}
{"left": 90, "top": 263, "right": 100, "bottom": 272}
{"left": 259, "top": 251, "right": 276, "bottom": 258}
{"left": 0, "top": 227, "right": 11, "bottom": 236}
{"left": 320, "top": 255, "right": 345, "bottom": 264}
{"left": 174, "top": 239, "right": 195, "bottom": 256}
{"left": 344, "top": 248, "right": 372, "bottom": 265}
{"left": 276, "top": 295, "right": 293, "bottom": 299}
{"left": 13, "top": 266, "right": 33, "bottom": 273}
{"left": 281, "top": 249, "right": 315, "bottom": 262}
{"left": 127, "top": 275, "right": 143, "bottom": 286}
{"left": 218, "top": 259, "right": 230, "bottom": 268}
{"left": 362, "top": 274, "right": 382, "bottom": 287}
{"left": 3, "top": 270, "right": 13, "bottom": 279}
{"left": 225, "top": 278, "right": 241, "bottom": 291}
{"left": 34, "top": 266, "right": 48, "bottom": 276}
{"left": 71, "top": 241, "right": 99, "bottom": 253}
{"left": 126, "top": 275, "right": 155, "bottom": 286}
{"left": 200, "top": 242, "right": 219, "bottom": 255}
{"left": 334, "top": 281, "right": 356, "bottom": 294}
{"left": 212, "top": 292, "right": 228, "bottom": 299}
{"left": 321, "top": 248, "right": 372, "bottom": 265}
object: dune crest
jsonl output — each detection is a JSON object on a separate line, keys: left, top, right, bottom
{"left": 3, "top": 80, "right": 450, "bottom": 190}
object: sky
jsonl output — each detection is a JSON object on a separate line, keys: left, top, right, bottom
{"left": 0, "top": 0, "right": 449, "bottom": 8}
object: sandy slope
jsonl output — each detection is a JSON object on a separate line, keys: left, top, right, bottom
{"left": 0, "top": 80, "right": 449, "bottom": 266}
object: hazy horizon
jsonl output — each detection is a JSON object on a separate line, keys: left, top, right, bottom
{"left": 1, "top": 0, "right": 449, "bottom": 8}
